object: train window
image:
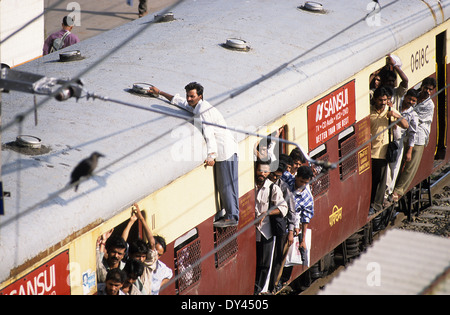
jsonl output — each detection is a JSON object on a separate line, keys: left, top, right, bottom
{"left": 309, "top": 144, "right": 329, "bottom": 197}
{"left": 99, "top": 211, "right": 144, "bottom": 253}
{"left": 271, "top": 125, "right": 288, "bottom": 156}
{"left": 214, "top": 226, "right": 238, "bottom": 268}
{"left": 95, "top": 210, "right": 147, "bottom": 287}
{"left": 174, "top": 228, "right": 202, "bottom": 294}
{"left": 338, "top": 126, "right": 358, "bottom": 181}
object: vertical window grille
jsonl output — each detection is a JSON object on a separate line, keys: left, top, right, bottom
{"left": 310, "top": 144, "right": 329, "bottom": 197}
{"left": 174, "top": 229, "right": 202, "bottom": 294}
{"left": 214, "top": 226, "right": 238, "bottom": 268}
{"left": 338, "top": 126, "right": 357, "bottom": 181}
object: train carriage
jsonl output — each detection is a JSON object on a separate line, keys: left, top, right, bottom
{"left": 1, "top": 0, "right": 449, "bottom": 295}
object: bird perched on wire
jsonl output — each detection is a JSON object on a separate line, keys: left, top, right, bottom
{"left": 70, "top": 152, "right": 105, "bottom": 191}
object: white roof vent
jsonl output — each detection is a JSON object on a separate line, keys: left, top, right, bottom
{"left": 16, "top": 135, "right": 42, "bottom": 149}
{"left": 223, "top": 38, "right": 250, "bottom": 51}
{"left": 128, "top": 82, "right": 159, "bottom": 97}
{"left": 299, "top": 2, "right": 326, "bottom": 13}
{"left": 4, "top": 135, "right": 51, "bottom": 155}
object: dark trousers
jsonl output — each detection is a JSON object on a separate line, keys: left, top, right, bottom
{"left": 269, "top": 234, "right": 288, "bottom": 292}
{"left": 138, "top": 0, "right": 147, "bottom": 14}
{"left": 214, "top": 154, "right": 239, "bottom": 221}
{"left": 255, "top": 236, "right": 274, "bottom": 294}
{"left": 371, "top": 158, "right": 388, "bottom": 212}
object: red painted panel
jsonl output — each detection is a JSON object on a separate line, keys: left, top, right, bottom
{"left": 290, "top": 118, "right": 372, "bottom": 282}
{"left": 0, "top": 250, "right": 71, "bottom": 295}
{"left": 161, "top": 189, "right": 256, "bottom": 295}
{"left": 308, "top": 80, "right": 356, "bottom": 151}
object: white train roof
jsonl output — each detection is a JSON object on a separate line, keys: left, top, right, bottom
{"left": 1, "top": 0, "right": 449, "bottom": 283}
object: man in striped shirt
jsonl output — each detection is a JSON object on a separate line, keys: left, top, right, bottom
{"left": 281, "top": 165, "right": 314, "bottom": 250}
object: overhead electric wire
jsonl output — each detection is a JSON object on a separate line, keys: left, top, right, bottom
{"left": 1, "top": 0, "right": 187, "bottom": 133}
{"left": 213, "top": 0, "right": 399, "bottom": 105}
{"left": 1, "top": 0, "right": 401, "bottom": 133}
{"left": 2, "top": 82, "right": 447, "bottom": 253}
{"left": 0, "top": 0, "right": 399, "bottom": 221}
{"left": 92, "top": 83, "right": 450, "bottom": 292}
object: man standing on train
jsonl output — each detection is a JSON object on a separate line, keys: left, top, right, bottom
{"left": 148, "top": 82, "right": 240, "bottom": 228}
{"left": 370, "top": 86, "right": 409, "bottom": 213}
{"left": 254, "top": 159, "right": 288, "bottom": 294}
{"left": 392, "top": 77, "right": 436, "bottom": 202}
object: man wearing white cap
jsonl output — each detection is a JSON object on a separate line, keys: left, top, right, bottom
{"left": 43, "top": 16, "right": 80, "bottom": 55}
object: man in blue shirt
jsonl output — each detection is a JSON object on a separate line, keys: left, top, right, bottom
{"left": 291, "top": 166, "right": 314, "bottom": 249}
{"left": 281, "top": 165, "right": 314, "bottom": 249}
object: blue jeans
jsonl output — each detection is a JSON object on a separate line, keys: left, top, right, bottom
{"left": 215, "top": 153, "right": 239, "bottom": 221}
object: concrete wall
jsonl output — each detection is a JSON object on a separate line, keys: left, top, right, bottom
{"left": 0, "top": 0, "right": 44, "bottom": 67}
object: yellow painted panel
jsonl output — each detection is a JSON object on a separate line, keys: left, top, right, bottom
{"left": 68, "top": 233, "right": 98, "bottom": 295}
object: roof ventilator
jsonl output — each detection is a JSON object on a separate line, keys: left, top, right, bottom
{"left": 59, "top": 50, "right": 85, "bottom": 62}
{"left": 298, "top": 2, "right": 326, "bottom": 14}
{"left": 222, "top": 38, "right": 250, "bottom": 52}
{"left": 154, "top": 12, "right": 175, "bottom": 23}
{"left": 127, "top": 82, "right": 159, "bottom": 97}
{"left": 3, "top": 135, "right": 51, "bottom": 155}
{"left": 16, "top": 135, "right": 42, "bottom": 149}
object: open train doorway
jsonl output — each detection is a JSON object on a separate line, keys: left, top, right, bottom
{"left": 435, "top": 31, "right": 447, "bottom": 160}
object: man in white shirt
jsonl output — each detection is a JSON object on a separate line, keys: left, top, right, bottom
{"left": 393, "top": 77, "right": 436, "bottom": 201}
{"left": 148, "top": 82, "right": 239, "bottom": 228}
{"left": 254, "top": 159, "right": 288, "bottom": 294}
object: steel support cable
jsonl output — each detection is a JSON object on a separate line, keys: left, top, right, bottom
{"left": 1, "top": 0, "right": 399, "bottom": 134}
{"left": 1, "top": 84, "right": 448, "bottom": 296}
{"left": 95, "top": 84, "right": 450, "bottom": 293}
{"left": 213, "top": 0, "right": 398, "bottom": 104}
{"left": 1, "top": 82, "right": 447, "bottom": 230}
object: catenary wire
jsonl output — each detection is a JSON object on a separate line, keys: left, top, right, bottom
{"left": 1, "top": 82, "right": 446, "bottom": 281}
{"left": 1, "top": 0, "right": 399, "bottom": 133}
{"left": 94, "top": 83, "right": 450, "bottom": 292}
{"left": 1, "top": 0, "right": 187, "bottom": 132}
{"left": 0, "top": 0, "right": 402, "bottom": 219}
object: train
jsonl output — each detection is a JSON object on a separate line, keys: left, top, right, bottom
{"left": 0, "top": 0, "right": 449, "bottom": 295}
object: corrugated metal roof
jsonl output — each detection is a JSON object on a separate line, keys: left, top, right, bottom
{"left": 320, "top": 229, "right": 450, "bottom": 295}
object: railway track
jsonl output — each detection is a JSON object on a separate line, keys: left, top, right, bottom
{"left": 280, "top": 162, "right": 450, "bottom": 295}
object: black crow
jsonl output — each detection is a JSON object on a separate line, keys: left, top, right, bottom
{"left": 70, "top": 152, "right": 105, "bottom": 191}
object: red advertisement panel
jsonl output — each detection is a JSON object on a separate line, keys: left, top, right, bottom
{"left": 307, "top": 80, "right": 356, "bottom": 151}
{"left": 0, "top": 250, "right": 71, "bottom": 295}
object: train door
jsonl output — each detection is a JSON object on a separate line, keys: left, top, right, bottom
{"left": 435, "top": 31, "right": 447, "bottom": 160}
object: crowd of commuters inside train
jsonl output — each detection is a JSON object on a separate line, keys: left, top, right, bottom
{"left": 96, "top": 204, "right": 173, "bottom": 295}
{"left": 252, "top": 54, "right": 438, "bottom": 294}
{"left": 253, "top": 145, "right": 315, "bottom": 294}
{"left": 369, "top": 55, "right": 436, "bottom": 215}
